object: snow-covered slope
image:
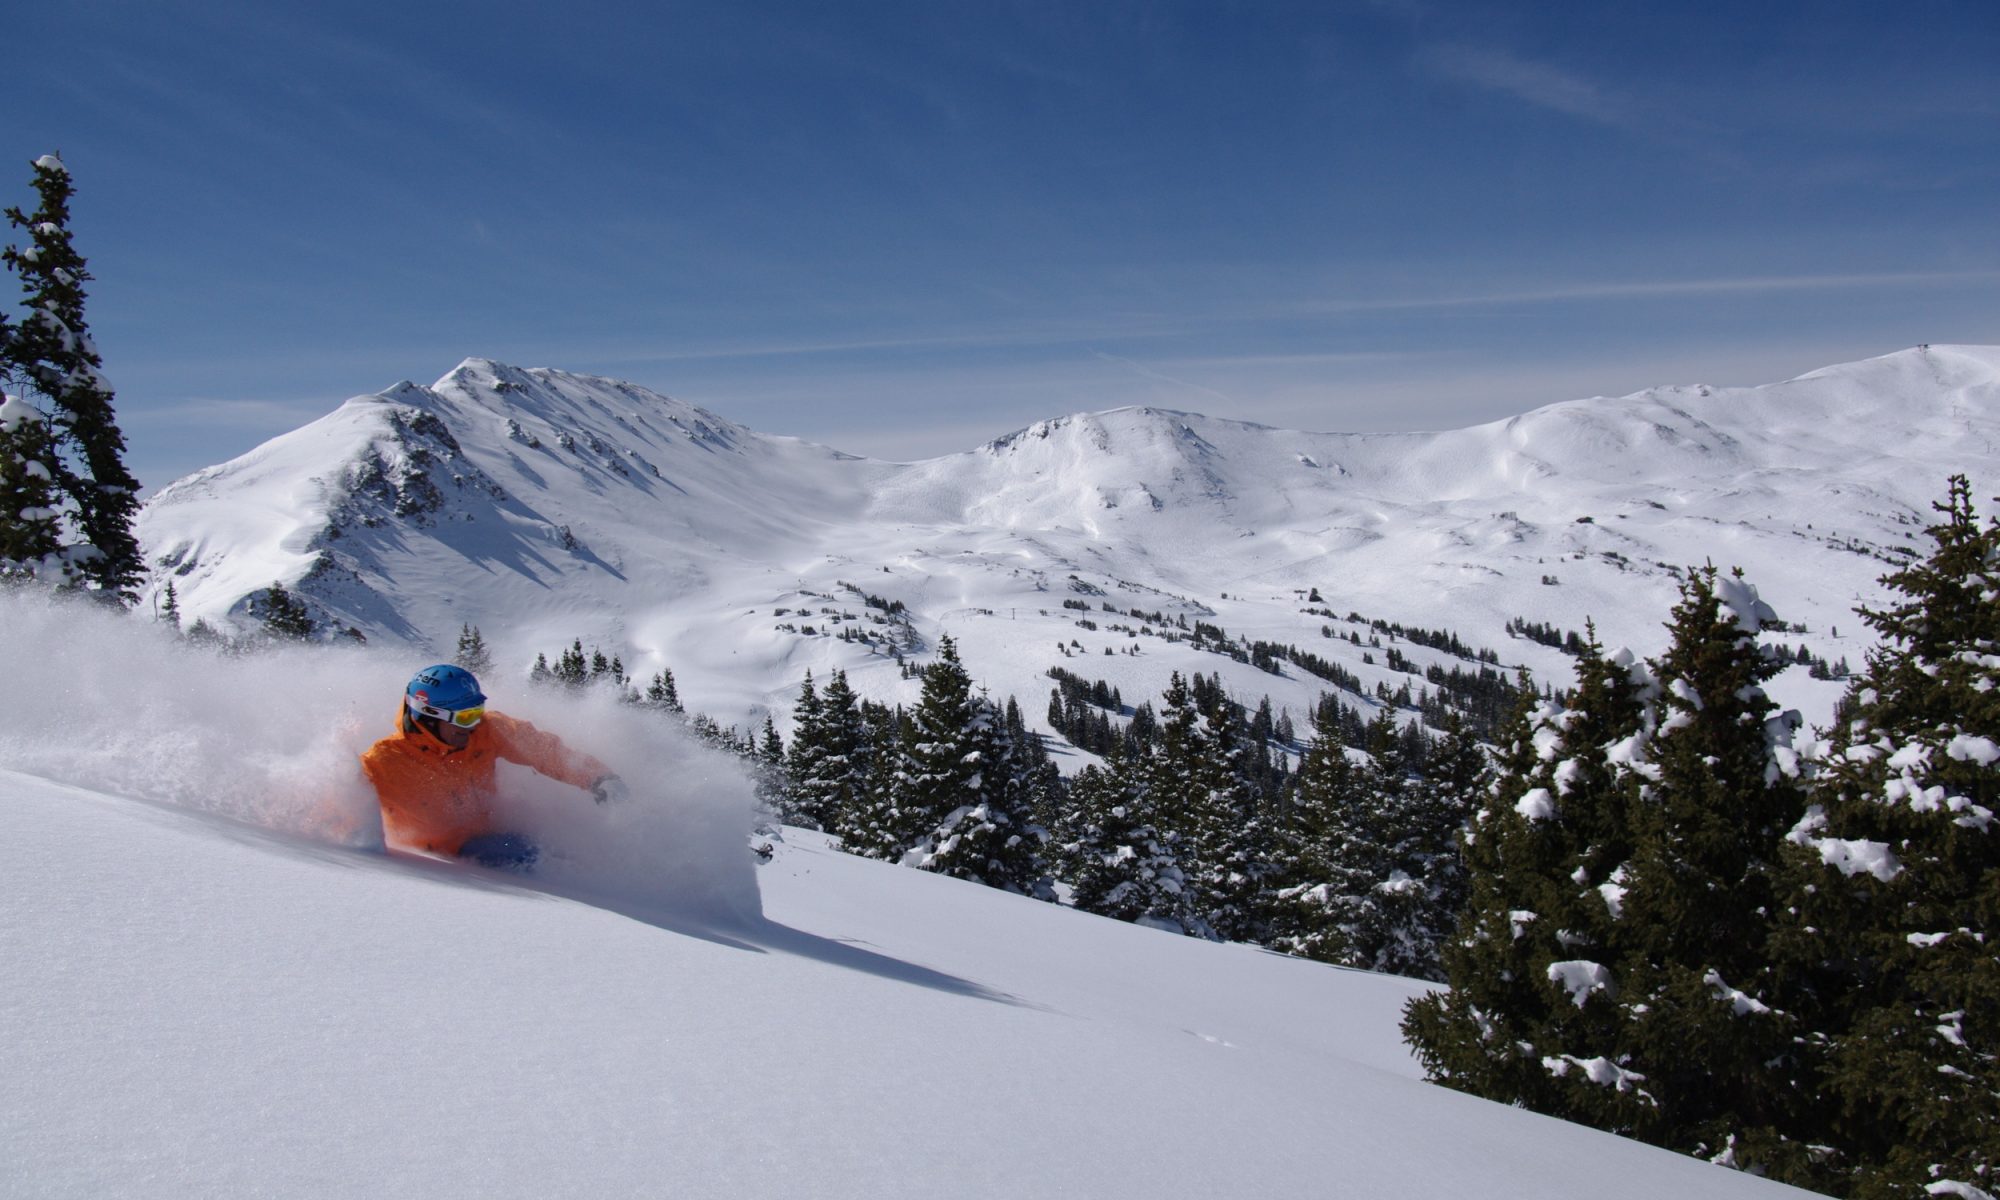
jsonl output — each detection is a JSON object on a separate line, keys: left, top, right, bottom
{"left": 141, "top": 360, "right": 886, "bottom": 647}
{"left": 135, "top": 346, "right": 2000, "bottom": 738}
{"left": 0, "top": 596, "right": 1819, "bottom": 1199}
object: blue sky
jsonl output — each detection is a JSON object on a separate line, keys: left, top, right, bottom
{"left": 7, "top": 0, "right": 1998, "bottom": 488}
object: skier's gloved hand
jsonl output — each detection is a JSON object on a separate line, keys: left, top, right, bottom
{"left": 590, "top": 775, "right": 630, "bottom": 805}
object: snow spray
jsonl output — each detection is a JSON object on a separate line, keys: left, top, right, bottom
{"left": 0, "top": 591, "right": 762, "bottom": 925}
{"left": 484, "top": 685, "right": 764, "bottom": 927}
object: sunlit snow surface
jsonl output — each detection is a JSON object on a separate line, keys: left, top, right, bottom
{"left": 0, "top": 597, "right": 1821, "bottom": 1198}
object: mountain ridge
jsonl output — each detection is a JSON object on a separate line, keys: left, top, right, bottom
{"left": 135, "top": 345, "right": 2000, "bottom": 741}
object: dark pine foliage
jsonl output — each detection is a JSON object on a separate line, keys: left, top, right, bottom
{"left": 1406, "top": 567, "right": 1816, "bottom": 1169}
{"left": 255, "top": 581, "right": 316, "bottom": 642}
{"left": 1, "top": 155, "right": 142, "bottom": 599}
{"left": 1769, "top": 476, "right": 2000, "bottom": 1197}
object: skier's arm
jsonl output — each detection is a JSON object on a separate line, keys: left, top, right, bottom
{"left": 484, "top": 713, "right": 614, "bottom": 795}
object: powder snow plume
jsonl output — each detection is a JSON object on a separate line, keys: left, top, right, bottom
{"left": 0, "top": 592, "right": 762, "bottom": 926}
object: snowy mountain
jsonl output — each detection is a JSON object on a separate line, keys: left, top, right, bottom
{"left": 0, "top": 596, "right": 1821, "bottom": 1198}
{"left": 135, "top": 345, "right": 2000, "bottom": 738}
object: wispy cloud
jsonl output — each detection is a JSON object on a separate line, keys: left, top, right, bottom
{"left": 1160, "top": 350, "right": 1434, "bottom": 370}
{"left": 1417, "top": 43, "right": 1630, "bottom": 126}
{"left": 1301, "top": 269, "right": 2000, "bottom": 316}
{"left": 1091, "top": 352, "right": 1237, "bottom": 407}
{"left": 553, "top": 315, "right": 1220, "bottom": 368}
{"left": 121, "top": 396, "right": 338, "bottom": 430}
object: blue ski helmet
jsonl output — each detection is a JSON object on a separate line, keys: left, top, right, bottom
{"left": 406, "top": 664, "right": 487, "bottom": 726}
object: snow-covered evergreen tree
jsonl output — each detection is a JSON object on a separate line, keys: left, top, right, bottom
{"left": 919, "top": 713, "right": 1045, "bottom": 894}
{"left": 1277, "top": 708, "right": 1482, "bottom": 979}
{"left": 1269, "top": 722, "right": 1375, "bottom": 963}
{"left": 1408, "top": 569, "right": 1813, "bottom": 1172}
{"left": 1774, "top": 476, "right": 2000, "bottom": 1197}
{"left": 1141, "top": 671, "right": 1204, "bottom": 844}
{"left": 891, "top": 636, "right": 983, "bottom": 855}
{"left": 757, "top": 716, "right": 784, "bottom": 772}
{"left": 1062, "top": 756, "right": 1201, "bottom": 932}
{"left": 786, "top": 670, "right": 878, "bottom": 841}
{"left": 1381, "top": 712, "right": 1486, "bottom": 980}
{"left": 842, "top": 697, "right": 907, "bottom": 858}
{"left": 256, "top": 581, "right": 314, "bottom": 642}
{"left": 1403, "top": 641, "right": 1655, "bottom": 1132}
{"left": 889, "top": 638, "right": 1046, "bottom": 892}
{"left": 1, "top": 155, "right": 142, "bottom": 600}
{"left": 1139, "top": 671, "right": 1273, "bottom": 939}
{"left": 1339, "top": 710, "right": 1432, "bottom": 971}
{"left": 553, "top": 640, "right": 588, "bottom": 689}
{"left": 0, "top": 389, "right": 66, "bottom": 581}
{"left": 1615, "top": 567, "right": 1807, "bottom": 1164}
{"left": 1194, "top": 682, "right": 1279, "bottom": 942}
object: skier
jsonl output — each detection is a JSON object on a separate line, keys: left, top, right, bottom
{"left": 361, "top": 664, "right": 626, "bottom": 871}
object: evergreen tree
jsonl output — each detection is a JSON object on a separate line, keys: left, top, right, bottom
{"left": 1373, "top": 713, "right": 1485, "bottom": 980}
{"left": 1406, "top": 570, "right": 1811, "bottom": 1170}
{"left": 783, "top": 670, "right": 825, "bottom": 821}
{"left": 1195, "top": 687, "right": 1280, "bottom": 943}
{"left": 643, "top": 667, "right": 683, "bottom": 713}
{"left": 1774, "top": 477, "right": 2000, "bottom": 1197}
{"left": 920, "top": 694, "right": 1046, "bottom": 894}
{"left": 1336, "top": 709, "right": 1428, "bottom": 970}
{"left": 158, "top": 578, "right": 181, "bottom": 629}
{"left": 1614, "top": 567, "right": 1806, "bottom": 1163}
{"left": 257, "top": 580, "right": 314, "bottom": 642}
{"left": 787, "top": 671, "right": 878, "bottom": 840}
{"left": 841, "top": 698, "right": 907, "bottom": 858}
{"left": 1269, "top": 725, "right": 1374, "bottom": 962}
{"left": 0, "top": 389, "right": 65, "bottom": 581}
{"left": 891, "top": 636, "right": 983, "bottom": 856}
{"left": 1274, "top": 708, "right": 1478, "bottom": 979}
{"left": 1403, "top": 645, "right": 1654, "bottom": 1131}
{"left": 1013, "top": 721, "right": 1067, "bottom": 850}
{"left": 1, "top": 155, "right": 142, "bottom": 600}
{"left": 893, "top": 638, "right": 1045, "bottom": 891}
{"left": 1141, "top": 673, "right": 1228, "bottom": 930}
{"left": 453, "top": 623, "right": 493, "bottom": 675}
{"left": 758, "top": 717, "right": 784, "bottom": 771}
{"left": 1131, "top": 671, "right": 1280, "bottom": 940}
{"left": 554, "top": 640, "right": 588, "bottom": 689}
{"left": 1062, "top": 757, "right": 1200, "bottom": 930}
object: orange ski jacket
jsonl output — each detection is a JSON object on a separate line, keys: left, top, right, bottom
{"left": 360, "top": 708, "right": 611, "bottom": 855}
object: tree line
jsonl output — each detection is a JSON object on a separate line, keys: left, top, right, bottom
{"left": 773, "top": 642, "right": 1488, "bottom": 977}
{"left": 505, "top": 613, "right": 1494, "bottom": 979}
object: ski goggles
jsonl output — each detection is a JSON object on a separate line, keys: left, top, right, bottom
{"left": 410, "top": 697, "right": 486, "bottom": 728}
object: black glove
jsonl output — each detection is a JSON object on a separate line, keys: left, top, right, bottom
{"left": 590, "top": 775, "right": 630, "bottom": 805}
